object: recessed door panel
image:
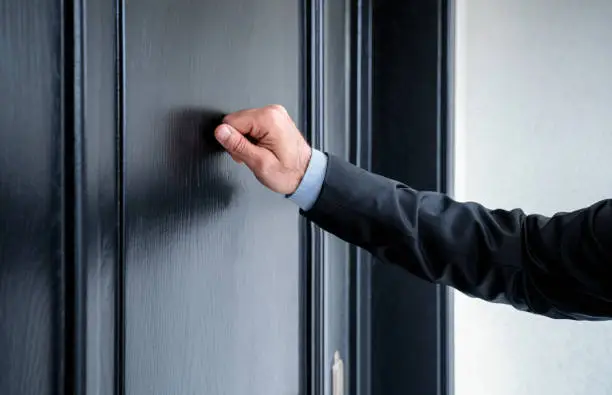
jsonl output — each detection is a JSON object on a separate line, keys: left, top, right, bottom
{"left": 124, "top": 1, "right": 301, "bottom": 393}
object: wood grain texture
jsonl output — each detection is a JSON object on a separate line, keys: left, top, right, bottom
{"left": 124, "top": 1, "right": 301, "bottom": 393}
{"left": 0, "top": 0, "right": 63, "bottom": 394}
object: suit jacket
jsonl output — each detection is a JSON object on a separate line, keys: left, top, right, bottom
{"left": 303, "top": 154, "right": 612, "bottom": 320}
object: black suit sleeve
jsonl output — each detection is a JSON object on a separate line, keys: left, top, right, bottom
{"left": 302, "top": 154, "right": 612, "bottom": 320}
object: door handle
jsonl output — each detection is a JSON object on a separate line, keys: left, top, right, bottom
{"left": 332, "top": 351, "right": 344, "bottom": 395}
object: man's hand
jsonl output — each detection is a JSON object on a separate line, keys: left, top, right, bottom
{"left": 214, "top": 105, "right": 312, "bottom": 195}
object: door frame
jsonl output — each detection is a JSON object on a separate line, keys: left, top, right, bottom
{"left": 301, "top": 0, "right": 455, "bottom": 394}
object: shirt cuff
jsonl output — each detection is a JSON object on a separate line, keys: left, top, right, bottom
{"left": 287, "top": 148, "right": 328, "bottom": 211}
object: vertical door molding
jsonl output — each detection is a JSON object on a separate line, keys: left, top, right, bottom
{"left": 301, "top": 1, "right": 326, "bottom": 394}
{"left": 61, "top": 0, "right": 87, "bottom": 392}
{"left": 113, "top": 0, "right": 127, "bottom": 393}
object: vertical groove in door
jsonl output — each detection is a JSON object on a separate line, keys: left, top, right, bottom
{"left": 312, "top": 1, "right": 325, "bottom": 394}
{"left": 300, "top": 1, "right": 310, "bottom": 394}
{"left": 114, "top": 0, "right": 126, "bottom": 393}
{"left": 300, "top": 1, "right": 314, "bottom": 394}
{"left": 59, "top": 2, "right": 67, "bottom": 392}
{"left": 62, "top": 0, "right": 87, "bottom": 393}
{"left": 314, "top": 1, "right": 325, "bottom": 394}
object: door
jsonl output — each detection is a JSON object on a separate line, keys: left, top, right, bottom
{"left": 1, "top": 1, "right": 452, "bottom": 394}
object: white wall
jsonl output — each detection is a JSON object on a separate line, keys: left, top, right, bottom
{"left": 453, "top": 1, "right": 612, "bottom": 395}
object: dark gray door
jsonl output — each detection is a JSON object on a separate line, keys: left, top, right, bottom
{"left": 123, "top": 0, "right": 302, "bottom": 394}
{"left": 0, "top": 0, "right": 452, "bottom": 394}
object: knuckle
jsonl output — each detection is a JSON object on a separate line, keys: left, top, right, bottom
{"left": 264, "top": 104, "right": 287, "bottom": 122}
{"left": 268, "top": 104, "right": 286, "bottom": 114}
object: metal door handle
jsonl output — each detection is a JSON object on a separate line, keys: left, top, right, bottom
{"left": 332, "top": 351, "right": 344, "bottom": 395}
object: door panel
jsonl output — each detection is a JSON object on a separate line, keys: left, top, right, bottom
{"left": 0, "top": 0, "right": 62, "bottom": 394}
{"left": 0, "top": 0, "right": 62, "bottom": 395}
{"left": 124, "top": 1, "right": 301, "bottom": 393}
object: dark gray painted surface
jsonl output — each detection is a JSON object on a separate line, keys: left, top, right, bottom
{"left": 0, "top": 0, "right": 62, "bottom": 394}
{"left": 124, "top": 0, "right": 302, "bottom": 393}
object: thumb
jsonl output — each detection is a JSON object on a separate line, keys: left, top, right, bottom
{"left": 214, "top": 124, "right": 264, "bottom": 167}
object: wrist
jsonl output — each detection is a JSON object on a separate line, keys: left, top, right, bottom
{"left": 289, "top": 144, "right": 312, "bottom": 195}
{"left": 286, "top": 148, "right": 327, "bottom": 211}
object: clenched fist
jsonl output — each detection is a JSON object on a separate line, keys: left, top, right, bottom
{"left": 214, "top": 105, "right": 312, "bottom": 195}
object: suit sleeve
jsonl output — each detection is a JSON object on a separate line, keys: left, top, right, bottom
{"left": 302, "top": 154, "right": 612, "bottom": 320}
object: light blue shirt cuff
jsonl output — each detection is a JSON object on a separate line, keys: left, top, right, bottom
{"left": 287, "top": 148, "right": 328, "bottom": 211}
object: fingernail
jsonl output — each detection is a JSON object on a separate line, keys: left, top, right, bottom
{"left": 215, "top": 125, "right": 231, "bottom": 142}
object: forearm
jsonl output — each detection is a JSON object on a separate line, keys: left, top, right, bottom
{"left": 299, "top": 153, "right": 612, "bottom": 320}
{"left": 215, "top": 106, "right": 612, "bottom": 320}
